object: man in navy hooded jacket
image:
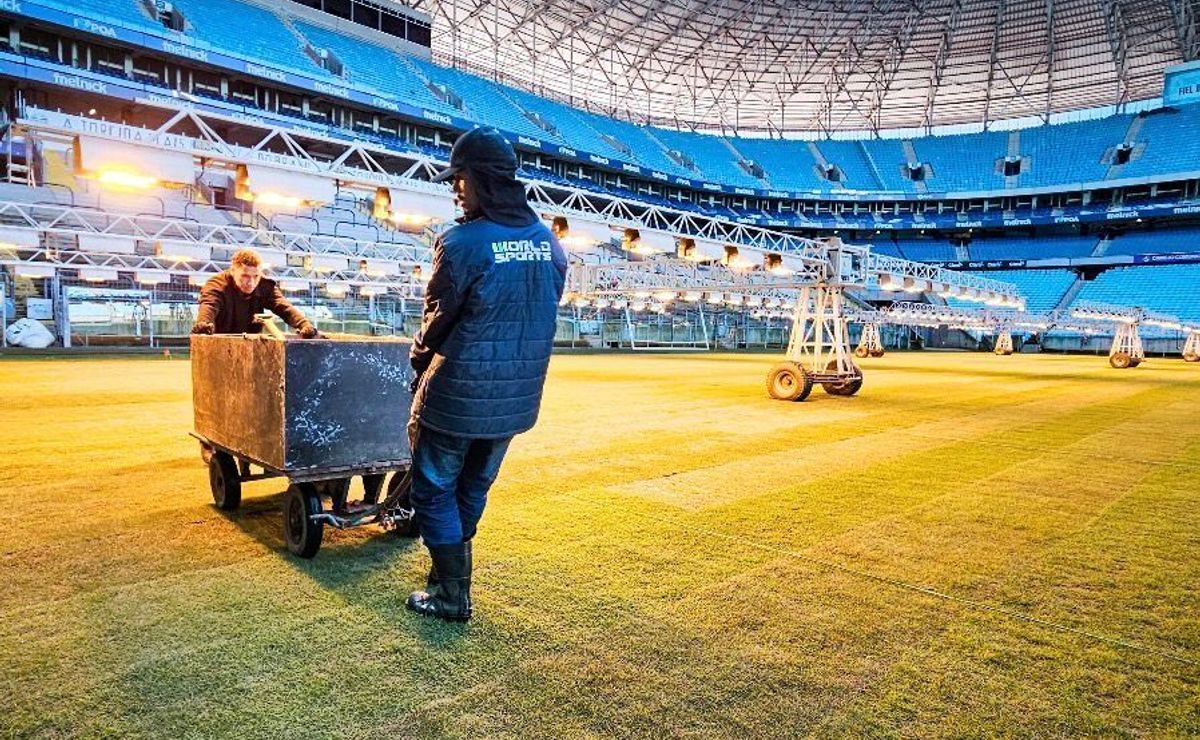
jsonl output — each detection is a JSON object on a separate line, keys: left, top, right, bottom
{"left": 406, "top": 127, "right": 567, "bottom": 622}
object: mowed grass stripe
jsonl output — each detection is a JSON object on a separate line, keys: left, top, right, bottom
{"left": 1, "top": 352, "right": 1197, "bottom": 738}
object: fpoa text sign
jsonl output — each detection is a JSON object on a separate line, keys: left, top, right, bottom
{"left": 1164, "top": 61, "right": 1200, "bottom": 107}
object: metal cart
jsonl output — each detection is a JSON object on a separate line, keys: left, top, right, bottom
{"left": 191, "top": 327, "right": 418, "bottom": 558}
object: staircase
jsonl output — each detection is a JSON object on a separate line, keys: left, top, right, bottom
{"left": 1052, "top": 276, "right": 1086, "bottom": 312}
{"left": 1090, "top": 236, "right": 1112, "bottom": 257}
{"left": 720, "top": 137, "right": 767, "bottom": 184}
{"left": 856, "top": 140, "right": 887, "bottom": 190}
{"left": 1005, "top": 131, "right": 1021, "bottom": 189}
{"left": 1105, "top": 115, "right": 1146, "bottom": 180}
{"left": 900, "top": 140, "right": 927, "bottom": 193}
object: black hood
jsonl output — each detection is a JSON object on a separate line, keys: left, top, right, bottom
{"left": 432, "top": 127, "right": 538, "bottom": 227}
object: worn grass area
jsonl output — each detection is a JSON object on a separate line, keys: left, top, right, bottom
{"left": 1, "top": 351, "right": 1198, "bottom": 738}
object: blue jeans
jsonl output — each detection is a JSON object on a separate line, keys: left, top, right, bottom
{"left": 409, "top": 424, "right": 512, "bottom": 546}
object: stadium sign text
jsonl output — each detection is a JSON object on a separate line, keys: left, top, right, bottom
{"left": 517, "top": 136, "right": 541, "bottom": 149}
{"left": 244, "top": 63, "right": 287, "bottom": 83}
{"left": 0, "top": 0, "right": 21, "bottom": 13}
{"left": 421, "top": 110, "right": 452, "bottom": 125}
{"left": 161, "top": 40, "right": 208, "bottom": 62}
{"left": 72, "top": 17, "right": 116, "bottom": 38}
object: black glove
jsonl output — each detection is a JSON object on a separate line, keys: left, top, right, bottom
{"left": 297, "top": 323, "right": 319, "bottom": 339}
{"left": 191, "top": 320, "right": 214, "bottom": 335}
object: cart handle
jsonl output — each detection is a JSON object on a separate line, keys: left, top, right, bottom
{"left": 254, "top": 312, "right": 288, "bottom": 340}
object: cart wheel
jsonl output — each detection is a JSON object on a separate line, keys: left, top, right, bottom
{"left": 284, "top": 483, "right": 324, "bottom": 559}
{"left": 1129, "top": 357, "right": 1142, "bottom": 368}
{"left": 767, "top": 362, "right": 812, "bottom": 401}
{"left": 854, "top": 345, "right": 869, "bottom": 358}
{"left": 208, "top": 451, "right": 242, "bottom": 511}
{"left": 869, "top": 349, "right": 886, "bottom": 358}
{"left": 1184, "top": 352, "right": 1200, "bottom": 363}
{"left": 1109, "top": 352, "right": 1132, "bottom": 369}
{"left": 385, "top": 472, "right": 419, "bottom": 538}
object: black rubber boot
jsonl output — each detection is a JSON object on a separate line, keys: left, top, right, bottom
{"left": 407, "top": 541, "right": 472, "bottom": 622}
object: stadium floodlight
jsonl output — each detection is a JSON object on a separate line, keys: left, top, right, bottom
{"left": 629, "top": 300, "right": 647, "bottom": 312}
{"left": 79, "top": 267, "right": 119, "bottom": 283}
{"left": 902, "top": 276, "right": 928, "bottom": 293}
{"left": 624, "top": 228, "right": 674, "bottom": 255}
{"left": 155, "top": 241, "right": 211, "bottom": 264}
{"left": 653, "top": 290, "right": 676, "bottom": 302}
{"left": 678, "top": 236, "right": 724, "bottom": 262}
{"left": 593, "top": 298, "right": 610, "bottom": 309}
{"left": 323, "top": 282, "right": 349, "bottom": 297}
{"left": 73, "top": 136, "right": 194, "bottom": 190}
{"left": 572, "top": 296, "right": 591, "bottom": 308}
{"left": 878, "top": 273, "right": 902, "bottom": 291}
{"left": 723, "top": 245, "right": 759, "bottom": 271}
{"left": 551, "top": 216, "right": 614, "bottom": 252}
{"left": 706, "top": 292, "right": 724, "bottom": 305}
{"left": 236, "top": 164, "right": 336, "bottom": 208}
{"left": 188, "top": 273, "right": 213, "bottom": 287}
{"left": 15, "top": 263, "right": 55, "bottom": 278}
{"left": 682, "top": 291, "right": 703, "bottom": 302}
{"left": 375, "top": 187, "right": 457, "bottom": 227}
{"left": 765, "top": 253, "right": 793, "bottom": 275}
{"left": 357, "top": 285, "right": 387, "bottom": 297}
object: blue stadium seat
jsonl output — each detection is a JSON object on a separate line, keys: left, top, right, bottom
{"left": 729, "top": 138, "right": 827, "bottom": 191}
{"left": 167, "top": 0, "right": 328, "bottom": 75}
{"left": 950, "top": 269, "right": 1076, "bottom": 313}
{"left": 646, "top": 128, "right": 761, "bottom": 188}
{"left": 910, "top": 130, "right": 1008, "bottom": 192}
{"left": 812, "top": 140, "right": 884, "bottom": 191}
{"left": 1120, "top": 106, "right": 1200, "bottom": 180}
{"left": 1104, "top": 226, "right": 1200, "bottom": 256}
{"left": 1017, "top": 115, "right": 1132, "bottom": 187}
{"left": 968, "top": 234, "right": 1099, "bottom": 260}
{"left": 1073, "top": 264, "right": 1200, "bottom": 322}
{"left": 293, "top": 22, "right": 451, "bottom": 111}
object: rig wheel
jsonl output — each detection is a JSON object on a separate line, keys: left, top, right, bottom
{"left": 767, "top": 362, "right": 813, "bottom": 402}
{"left": 854, "top": 345, "right": 869, "bottom": 358}
{"left": 1109, "top": 352, "right": 1132, "bottom": 369}
{"left": 1183, "top": 352, "right": 1200, "bottom": 363}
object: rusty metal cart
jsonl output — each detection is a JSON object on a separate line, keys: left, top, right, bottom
{"left": 191, "top": 329, "right": 417, "bottom": 558}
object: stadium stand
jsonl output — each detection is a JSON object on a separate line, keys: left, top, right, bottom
{"left": 1016, "top": 114, "right": 1133, "bottom": 187}
{"left": 727, "top": 138, "right": 826, "bottom": 191}
{"left": 292, "top": 22, "right": 451, "bottom": 111}
{"left": 892, "top": 237, "right": 958, "bottom": 262}
{"left": 952, "top": 269, "right": 1078, "bottom": 313}
{"left": 811, "top": 140, "right": 885, "bottom": 192}
{"left": 648, "top": 128, "right": 762, "bottom": 189}
{"left": 909, "top": 130, "right": 1009, "bottom": 192}
{"left": 167, "top": 0, "right": 330, "bottom": 75}
{"left": 1119, "top": 106, "right": 1200, "bottom": 180}
{"left": 967, "top": 234, "right": 1101, "bottom": 260}
{"left": 1104, "top": 225, "right": 1200, "bottom": 255}
{"left": 1073, "top": 264, "right": 1200, "bottom": 321}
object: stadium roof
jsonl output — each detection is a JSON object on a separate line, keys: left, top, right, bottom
{"left": 408, "top": 0, "right": 1198, "bottom": 135}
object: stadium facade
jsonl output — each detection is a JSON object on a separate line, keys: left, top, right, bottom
{"left": 0, "top": 0, "right": 1197, "bottom": 351}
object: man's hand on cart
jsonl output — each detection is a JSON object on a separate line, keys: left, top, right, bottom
{"left": 191, "top": 320, "right": 215, "bottom": 335}
{"left": 297, "top": 322, "right": 319, "bottom": 339}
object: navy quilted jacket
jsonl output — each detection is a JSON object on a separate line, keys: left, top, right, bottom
{"left": 410, "top": 216, "right": 567, "bottom": 439}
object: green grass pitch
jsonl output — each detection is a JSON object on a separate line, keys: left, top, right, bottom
{"left": 1, "top": 351, "right": 1197, "bottom": 737}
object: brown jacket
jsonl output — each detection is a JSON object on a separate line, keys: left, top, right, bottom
{"left": 196, "top": 270, "right": 309, "bottom": 334}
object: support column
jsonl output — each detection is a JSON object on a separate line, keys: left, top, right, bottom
{"left": 994, "top": 330, "right": 1013, "bottom": 356}
{"left": 1108, "top": 322, "right": 1143, "bottom": 368}
{"left": 1183, "top": 330, "right": 1199, "bottom": 362}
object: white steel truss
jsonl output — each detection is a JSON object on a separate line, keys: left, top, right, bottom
{"left": 413, "top": 0, "right": 1185, "bottom": 134}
